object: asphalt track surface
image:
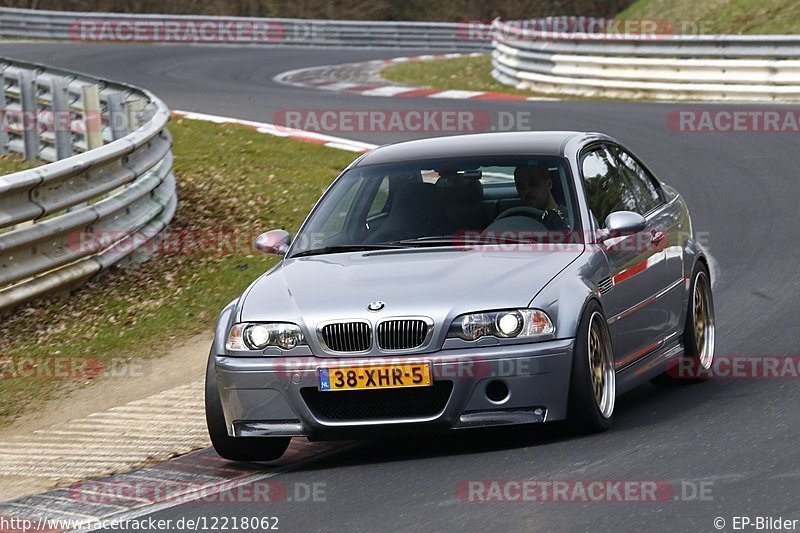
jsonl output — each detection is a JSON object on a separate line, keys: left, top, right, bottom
{"left": 2, "top": 42, "right": 800, "bottom": 532}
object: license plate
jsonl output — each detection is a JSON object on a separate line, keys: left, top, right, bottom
{"left": 318, "top": 363, "right": 432, "bottom": 391}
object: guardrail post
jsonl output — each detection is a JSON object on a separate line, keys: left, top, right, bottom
{"left": 127, "top": 98, "right": 145, "bottom": 131}
{"left": 0, "top": 57, "right": 177, "bottom": 314}
{"left": 18, "top": 71, "right": 39, "bottom": 161}
{"left": 106, "top": 92, "right": 129, "bottom": 140}
{"left": 81, "top": 83, "right": 103, "bottom": 150}
{"left": 50, "top": 77, "right": 73, "bottom": 160}
{"left": 0, "top": 74, "right": 7, "bottom": 155}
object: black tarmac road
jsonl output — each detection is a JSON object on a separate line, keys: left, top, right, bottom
{"left": 2, "top": 42, "right": 799, "bottom": 533}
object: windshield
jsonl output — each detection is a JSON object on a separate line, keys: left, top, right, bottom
{"left": 289, "top": 156, "right": 581, "bottom": 257}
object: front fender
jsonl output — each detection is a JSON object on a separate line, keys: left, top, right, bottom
{"left": 211, "top": 299, "right": 239, "bottom": 355}
{"left": 530, "top": 251, "right": 603, "bottom": 340}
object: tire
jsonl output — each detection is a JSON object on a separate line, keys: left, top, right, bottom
{"left": 652, "top": 262, "right": 715, "bottom": 386}
{"left": 205, "top": 352, "right": 290, "bottom": 461}
{"left": 567, "top": 300, "right": 615, "bottom": 433}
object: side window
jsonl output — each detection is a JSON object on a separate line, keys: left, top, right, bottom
{"left": 581, "top": 147, "right": 638, "bottom": 226}
{"left": 608, "top": 145, "right": 663, "bottom": 214}
{"left": 368, "top": 176, "right": 390, "bottom": 217}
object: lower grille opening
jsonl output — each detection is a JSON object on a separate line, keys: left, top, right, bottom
{"left": 301, "top": 381, "right": 454, "bottom": 421}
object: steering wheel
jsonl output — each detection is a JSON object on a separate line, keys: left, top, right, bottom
{"left": 495, "top": 206, "right": 546, "bottom": 222}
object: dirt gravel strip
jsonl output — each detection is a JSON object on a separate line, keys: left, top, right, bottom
{"left": 0, "top": 441, "right": 349, "bottom": 533}
{"left": 0, "top": 380, "right": 208, "bottom": 503}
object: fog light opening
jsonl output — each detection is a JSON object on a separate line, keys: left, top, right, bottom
{"left": 485, "top": 380, "right": 510, "bottom": 404}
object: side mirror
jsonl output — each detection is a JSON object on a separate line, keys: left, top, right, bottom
{"left": 603, "top": 211, "right": 646, "bottom": 238}
{"left": 255, "top": 230, "right": 291, "bottom": 256}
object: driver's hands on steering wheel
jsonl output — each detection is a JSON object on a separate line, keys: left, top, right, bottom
{"left": 540, "top": 208, "right": 568, "bottom": 230}
{"left": 496, "top": 206, "right": 568, "bottom": 230}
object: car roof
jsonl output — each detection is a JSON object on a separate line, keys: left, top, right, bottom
{"left": 353, "top": 131, "right": 612, "bottom": 167}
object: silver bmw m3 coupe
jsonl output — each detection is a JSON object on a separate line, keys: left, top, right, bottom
{"left": 205, "top": 131, "right": 715, "bottom": 461}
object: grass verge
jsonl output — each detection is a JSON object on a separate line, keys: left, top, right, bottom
{"left": 618, "top": 0, "right": 800, "bottom": 34}
{"left": 381, "top": 55, "right": 540, "bottom": 97}
{"left": 0, "top": 155, "right": 39, "bottom": 174}
{"left": 0, "top": 118, "right": 354, "bottom": 427}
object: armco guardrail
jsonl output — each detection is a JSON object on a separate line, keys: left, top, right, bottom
{"left": 0, "top": 6, "right": 491, "bottom": 50}
{"left": 0, "top": 58, "right": 175, "bottom": 313}
{"left": 491, "top": 19, "right": 800, "bottom": 101}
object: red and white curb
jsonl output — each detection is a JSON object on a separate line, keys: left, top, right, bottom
{"left": 171, "top": 110, "right": 378, "bottom": 152}
{"left": 274, "top": 53, "right": 558, "bottom": 101}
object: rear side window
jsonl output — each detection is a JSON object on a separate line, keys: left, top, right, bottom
{"left": 607, "top": 145, "right": 663, "bottom": 214}
{"left": 581, "top": 147, "right": 638, "bottom": 226}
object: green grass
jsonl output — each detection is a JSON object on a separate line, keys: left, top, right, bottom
{"left": 0, "top": 118, "right": 354, "bottom": 426}
{"left": 0, "top": 154, "right": 39, "bottom": 174}
{"left": 381, "top": 55, "right": 539, "bottom": 97}
{"left": 381, "top": 54, "right": 605, "bottom": 101}
{"left": 618, "top": 0, "right": 800, "bottom": 34}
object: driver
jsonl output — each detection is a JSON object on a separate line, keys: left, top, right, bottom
{"left": 513, "top": 165, "right": 569, "bottom": 230}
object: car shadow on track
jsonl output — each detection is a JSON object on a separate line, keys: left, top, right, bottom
{"left": 273, "top": 378, "right": 751, "bottom": 471}
{"left": 609, "top": 376, "right": 756, "bottom": 432}
{"left": 219, "top": 374, "right": 764, "bottom": 471}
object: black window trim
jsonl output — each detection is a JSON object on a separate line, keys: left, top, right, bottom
{"left": 579, "top": 142, "right": 667, "bottom": 221}
{"left": 577, "top": 142, "right": 628, "bottom": 230}
{"left": 604, "top": 142, "right": 667, "bottom": 207}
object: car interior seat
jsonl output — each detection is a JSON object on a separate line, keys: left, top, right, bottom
{"left": 365, "top": 182, "right": 455, "bottom": 243}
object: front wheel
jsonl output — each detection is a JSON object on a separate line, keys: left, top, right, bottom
{"left": 567, "top": 301, "right": 615, "bottom": 433}
{"left": 205, "top": 352, "right": 290, "bottom": 461}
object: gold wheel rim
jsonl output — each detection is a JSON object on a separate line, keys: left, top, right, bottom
{"left": 588, "top": 312, "right": 615, "bottom": 418}
{"left": 693, "top": 272, "right": 715, "bottom": 370}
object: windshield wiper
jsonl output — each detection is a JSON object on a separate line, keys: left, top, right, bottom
{"left": 291, "top": 244, "right": 406, "bottom": 258}
{"left": 392, "top": 236, "right": 466, "bottom": 246}
{"left": 394, "top": 234, "right": 538, "bottom": 246}
{"left": 293, "top": 234, "right": 546, "bottom": 257}
{"left": 477, "top": 235, "right": 538, "bottom": 245}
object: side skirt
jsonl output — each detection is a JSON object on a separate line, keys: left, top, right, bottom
{"left": 615, "top": 338, "right": 684, "bottom": 395}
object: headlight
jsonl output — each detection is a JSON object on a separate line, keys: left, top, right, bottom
{"left": 448, "top": 309, "right": 554, "bottom": 341}
{"left": 226, "top": 323, "right": 305, "bottom": 351}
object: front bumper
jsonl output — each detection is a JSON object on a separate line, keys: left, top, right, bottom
{"left": 214, "top": 338, "right": 575, "bottom": 439}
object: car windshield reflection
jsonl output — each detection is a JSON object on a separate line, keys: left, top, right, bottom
{"left": 289, "top": 156, "right": 582, "bottom": 257}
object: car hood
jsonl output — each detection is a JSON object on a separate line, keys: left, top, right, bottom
{"left": 239, "top": 246, "right": 583, "bottom": 326}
